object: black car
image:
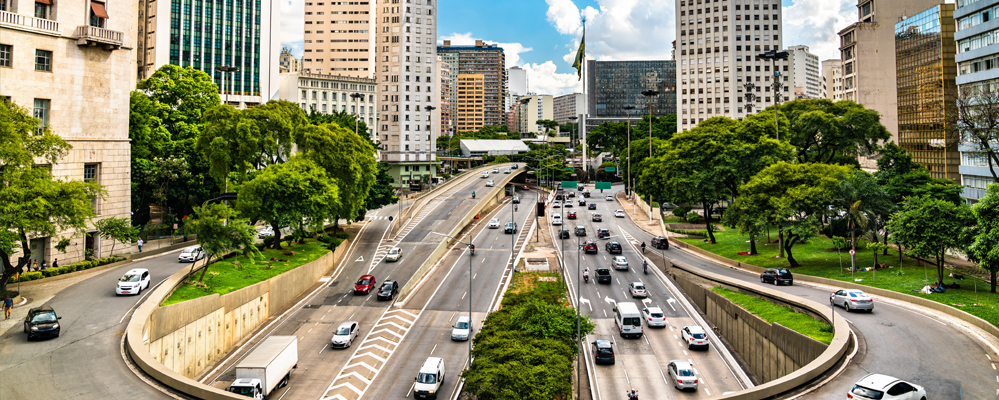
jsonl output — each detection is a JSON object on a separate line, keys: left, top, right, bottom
{"left": 592, "top": 213, "right": 602, "bottom": 222}
{"left": 651, "top": 236, "right": 670, "bottom": 250}
{"left": 761, "top": 268, "right": 793, "bottom": 285}
{"left": 560, "top": 229, "right": 571, "bottom": 239}
{"left": 24, "top": 306, "right": 61, "bottom": 340}
{"left": 596, "top": 268, "right": 612, "bottom": 283}
{"left": 597, "top": 228, "right": 611, "bottom": 239}
{"left": 575, "top": 226, "right": 586, "bottom": 236}
{"left": 377, "top": 280, "right": 399, "bottom": 301}
{"left": 605, "top": 241, "right": 623, "bottom": 254}
{"left": 593, "top": 340, "right": 615, "bottom": 365}
{"left": 504, "top": 221, "right": 517, "bottom": 234}
{"left": 588, "top": 203, "right": 597, "bottom": 210}
{"left": 578, "top": 199, "right": 587, "bottom": 206}
{"left": 512, "top": 196, "right": 520, "bottom": 204}
{"left": 555, "top": 194, "right": 564, "bottom": 201}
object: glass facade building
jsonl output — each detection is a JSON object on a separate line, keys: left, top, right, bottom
{"left": 895, "top": 4, "right": 959, "bottom": 182}
{"left": 585, "top": 60, "right": 677, "bottom": 120}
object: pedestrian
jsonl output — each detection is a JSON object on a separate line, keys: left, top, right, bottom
{"left": 4, "top": 295, "right": 13, "bottom": 320}
{"left": 52, "top": 258, "right": 59, "bottom": 269}
{"left": 32, "top": 260, "right": 38, "bottom": 272}
{"left": 137, "top": 238, "right": 144, "bottom": 252}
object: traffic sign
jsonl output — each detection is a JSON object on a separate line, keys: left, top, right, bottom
{"left": 849, "top": 249, "right": 855, "bottom": 255}
{"left": 605, "top": 166, "right": 616, "bottom": 172}
{"left": 595, "top": 182, "right": 612, "bottom": 190}
{"left": 561, "top": 181, "right": 578, "bottom": 189}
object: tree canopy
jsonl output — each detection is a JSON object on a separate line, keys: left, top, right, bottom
{"left": 969, "top": 183, "right": 999, "bottom": 293}
{"left": 780, "top": 99, "right": 892, "bottom": 166}
{"left": 180, "top": 203, "right": 258, "bottom": 282}
{"left": 887, "top": 195, "right": 974, "bottom": 285}
{"left": 295, "top": 122, "right": 377, "bottom": 226}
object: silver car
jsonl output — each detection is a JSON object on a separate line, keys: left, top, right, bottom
{"left": 178, "top": 245, "right": 205, "bottom": 263}
{"left": 629, "top": 282, "right": 647, "bottom": 298}
{"left": 385, "top": 247, "right": 402, "bottom": 262}
{"left": 667, "top": 360, "right": 699, "bottom": 391}
{"left": 612, "top": 256, "right": 629, "bottom": 270}
{"left": 830, "top": 289, "right": 874, "bottom": 312}
{"left": 331, "top": 321, "right": 359, "bottom": 348}
{"left": 451, "top": 315, "right": 472, "bottom": 341}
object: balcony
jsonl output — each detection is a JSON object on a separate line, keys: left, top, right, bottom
{"left": 0, "top": 10, "right": 60, "bottom": 36}
{"left": 75, "top": 25, "right": 125, "bottom": 50}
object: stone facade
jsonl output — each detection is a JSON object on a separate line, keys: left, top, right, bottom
{"left": 0, "top": 0, "right": 134, "bottom": 264}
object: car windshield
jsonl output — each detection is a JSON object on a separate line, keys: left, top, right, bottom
{"left": 357, "top": 279, "right": 370, "bottom": 285}
{"left": 381, "top": 283, "right": 393, "bottom": 290}
{"left": 677, "top": 368, "right": 695, "bottom": 377}
{"left": 596, "top": 346, "right": 613, "bottom": 355}
{"left": 650, "top": 312, "right": 664, "bottom": 318}
{"left": 850, "top": 385, "right": 884, "bottom": 399}
{"left": 692, "top": 333, "right": 706, "bottom": 339}
{"left": 120, "top": 274, "right": 141, "bottom": 282}
{"left": 417, "top": 373, "right": 438, "bottom": 384}
{"left": 454, "top": 321, "right": 469, "bottom": 329}
{"left": 31, "top": 312, "right": 57, "bottom": 323}
{"left": 388, "top": 249, "right": 399, "bottom": 255}
{"left": 336, "top": 326, "right": 352, "bottom": 335}
{"left": 228, "top": 386, "right": 256, "bottom": 395}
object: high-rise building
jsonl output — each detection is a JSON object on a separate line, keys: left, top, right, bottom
{"left": 675, "top": 0, "right": 788, "bottom": 131}
{"left": 508, "top": 66, "right": 528, "bottom": 109}
{"left": 838, "top": 0, "right": 942, "bottom": 169}
{"left": 955, "top": 0, "right": 999, "bottom": 202}
{"left": 822, "top": 59, "right": 844, "bottom": 101}
{"left": 516, "top": 94, "right": 554, "bottom": 134}
{"left": 138, "top": 0, "right": 280, "bottom": 107}
{"left": 375, "top": 0, "right": 438, "bottom": 189}
{"left": 456, "top": 74, "right": 485, "bottom": 132}
{"left": 787, "top": 45, "right": 821, "bottom": 99}
{"left": 585, "top": 60, "right": 676, "bottom": 132}
{"left": 438, "top": 56, "right": 452, "bottom": 137}
{"left": 895, "top": 4, "right": 959, "bottom": 182}
{"left": 280, "top": 48, "right": 301, "bottom": 73}
{"left": 3, "top": 0, "right": 133, "bottom": 264}
{"left": 301, "top": 0, "right": 374, "bottom": 77}
{"left": 553, "top": 93, "right": 586, "bottom": 125}
{"left": 438, "top": 40, "right": 507, "bottom": 129}
{"left": 277, "top": 71, "right": 376, "bottom": 129}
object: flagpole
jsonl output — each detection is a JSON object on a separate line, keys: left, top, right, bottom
{"left": 580, "top": 17, "right": 587, "bottom": 186}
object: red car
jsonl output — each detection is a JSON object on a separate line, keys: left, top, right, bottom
{"left": 584, "top": 240, "right": 599, "bottom": 254}
{"left": 354, "top": 274, "right": 376, "bottom": 295}
{"left": 567, "top": 211, "right": 577, "bottom": 219}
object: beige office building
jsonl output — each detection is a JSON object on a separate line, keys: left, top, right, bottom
{"left": 1, "top": 0, "right": 133, "bottom": 264}
{"left": 822, "top": 59, "right": 844, "bottom": 101}
{"left": 277, "top": 71, "right": 376, "bottom": 128}
{"left": 516, "top": 94, "right": 554, "bottom": 135}
{"left": 455, "top": 74, "right": 483, "bottom": 132}
{"left": 302, "top": 0, "right": 374, "bottom": 77}
{"left": 280, "top": 48, "right": 301, "bottom": 73}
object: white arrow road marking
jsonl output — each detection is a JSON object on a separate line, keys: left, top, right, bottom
{"left": 666, "top": 298, "right": 677, "bottom": 311}
{"left": 580, "top": 297, "right": 592, "bottom": 312}
{"left": 604, "top": 296, "right": 617, "bottom": 306}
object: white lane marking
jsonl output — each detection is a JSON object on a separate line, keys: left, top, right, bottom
{"left": 666, "top": 298, "right": 677, "bottom": 311}
{"left": 277, "top": 385, "right": 293, "bottom": 400}
{"left": 319, "top": 344, "right": 328, "bottom": 354}
{"left": 119, "top": 278, "right": 171, "bottom": 324}
{"left": 481, "top": 258, "right": 486, "bottom": 264}
{"left": 660, "top": 369, "right": 669, "bottom": 386}
{"left": 431, "top": 343, "right": 437, "bottom": 354}
{"left": 623, "top": 368, "right": 631, "bottom": 385}
{"left": 356, "top": 256, "right": 364, "bottom": 262}
{"left": 472, "top": 273, "right": 477, "bottom": 280}
{"left": 461, "top": 291, "right": 467, "bottom": 299}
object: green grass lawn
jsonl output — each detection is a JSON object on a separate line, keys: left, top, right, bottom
{"left": 682, "top": 230, "right": 999, "bottom": 330}
{"left": 162, "top": 240, "right": 330, "bottom": 306}
{"left": 712, "top": 287, "right": 833, "bottom": 344}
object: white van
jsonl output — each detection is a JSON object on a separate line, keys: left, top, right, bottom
{"left": 414, "top": 357, "right": 446, "bottom": 399}
{"left": 614, "top": 302, "right": 644, "bottom": 338}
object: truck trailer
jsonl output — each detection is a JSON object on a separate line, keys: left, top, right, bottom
{"left": 228, "top": 336, "right": 298, "bottom": 398}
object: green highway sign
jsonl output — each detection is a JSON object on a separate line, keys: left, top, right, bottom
{"left": 561, "top": 181, "right": 578, "bottom": 189}
{"left": 595, "top": 182, "right": 612, "bottom": 190}
{"left": 605, "top": 167, "right": 616, "bottom": 172}
{"left": 566, "top": 167, "right": 574, "bottom": 171}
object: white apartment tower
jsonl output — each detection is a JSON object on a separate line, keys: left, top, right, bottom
{"left": 787, "top": 45, "right": 821, "bottom": 99}
{"left": 822, "top": 59, "right": 844, "bottom": 101}
{"left": 676, "top": 0, "right": 789, "bottom": 131}
{"left": 375, "top": 0, "right": 438, "bottom": 188}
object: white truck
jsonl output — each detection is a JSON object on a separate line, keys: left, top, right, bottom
{"left": 228, "top": 336, "right": 298, "bottom": 399}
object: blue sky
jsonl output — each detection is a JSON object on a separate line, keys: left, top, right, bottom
{"left": 281, "top": 0, "right": 858, "bottom": 95}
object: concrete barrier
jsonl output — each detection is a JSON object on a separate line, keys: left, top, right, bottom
{"left": 668, "top": 237, "right": 999, "bottom": 343}
{"left": 661, "top": 257, "right": 852, "bottom": 399}
{"left": 126, "top": 239, "right": 351, "bottom": 399}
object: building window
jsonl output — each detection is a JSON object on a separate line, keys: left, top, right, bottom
{"left": 35, "top": 50, "right": 52, "bottom": 71}
{"left": 33, "top": 99, "right": 50, "bottom": 131}
{"left": 0, "top": 44, "right": 10, "bottom": 68}
{"left": 85, "top": 163, "right": 101, "bottom": 214}
{"left": 34, "top": 0, "right": 50, "bottom": 19}
{"left": 90, "top": 1, "right": 109, "bottom": 28}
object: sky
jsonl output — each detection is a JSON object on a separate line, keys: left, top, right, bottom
{"left": 281, "top": 0, "right": 859, "bottom": 97}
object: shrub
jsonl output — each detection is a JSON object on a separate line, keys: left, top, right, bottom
{"left": 685, "top": 212, "right": 700, "bottom": 224}
{"left": 21, "top": 272, "right": 43, "bottom": 281}
{"left": 41, "top": 269, "right": 55, "bottom": 278}
{"left": 331, "top": 238, "right": 343, "bottom": 248}
{"left": 317, "top": 234, "right": 334, "bottom": 244}
{"left": 673, "top": 206, "right": 691, "bottom": 218}
{"left": 335, "top": 232, "right": 349, "bottom": 240}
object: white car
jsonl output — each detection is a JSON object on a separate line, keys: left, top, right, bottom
{"left": 451, "top": 315, "right": 472, "bottom": 341}
{"left": 481, "top": 172, "right": 489, "bottom": 179}
{"left": 331, "top": 321, "right": 359, "bottom": 348}
{"left": 629, "top": 282, "right": 648, "bottom": 298}
{"left": 681, "top": 325, "right": 709, "bottom": 349}
{"left": 503, "top": 168, "right": 511, "bottom": 174}
{"left": 492, "top": 168, "right": 499, "bottom": 173}
{"left": 848, "top": 374, "right": 927, "bottom": 400}
{"left": 643, "top": 306, "right": 667, "bottom": 327}
{"left": 485, "top": 180, "right": 495, "bottom": 187}
{"left": 612, "top": 256, "right": 628, "bottom": 270}
{"left": 385, "top": 247, "right": 402, "bottom": 262}
{"left": 668, "top": 360, "right": 699, "bottom": 391}
{"left": 615, "top": 209, "right": 626, "bottom": 218}
{"left": 257, "top": 226, "right": 274, "bottom": 238}
{"left": 488, "top": 218, "right": 501, "bottom": 229}
{"left": 178, "top": 245, "right": 205, "bottom": 263}
{"left": 552, "top": 214, "right": 563, "bottom": 225}
{"left": 605, "top": 195, "right": 614, "bottom": 201}
{"left": 116, "top": 268, "right": 150, "bottom": 295}
{"left": 552, "top": 201, "right": 561, "bottom": 208}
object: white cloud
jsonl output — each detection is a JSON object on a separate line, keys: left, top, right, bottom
{"left": 280, "top": 0, "right": 304, "bottom": 57}
{"left": 438, "top": 33, "right": 534, "bottom": 68}
{"left": 546, "top": 0, "right": 585, "bottom": 35}
{"left": 782, "top": 0, "right": 857, "bottom": 61}
{"left": 522, "top": 61, "right": 583, "bottom": 96}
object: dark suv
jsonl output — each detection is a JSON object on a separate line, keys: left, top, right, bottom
{"left": 24, "top": 306, "right": 62, "bottom": 340}
{"left": 575, "top": 226, "right": 586, "bottom": 236}
{"left": 605, "top": 241, "right": 623, "bottom": 254}
{"left": 584, "top": 241, "right": 599, "bottom": 254}
{"left": 761, "top": 268, "right": 793, "bottom": 285}
{"left": 559, "top": 229, "right": 570, "bottom": 239}
{"left": 651, "top": 236, "right": 670, "bottom": 250}
{"left": 377, "top": 280, "right": 399, "bottom": 301}
{"left": 596, "top": 268, "right": 612, "bottom": 283}
{"left": 597, "top": 228, "right": 611, "bottom": 239}
{"left": 504, "top": 221, "right": 517, "bottom": 234}
{"left": 592, "top": 340, "right": 615, "bottom": 364}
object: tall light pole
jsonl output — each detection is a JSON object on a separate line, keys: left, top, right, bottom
{"left": 215, "top": 65, "right": 239, "bottom": 106}
{"left": 568, "top": 116, "right": 579, "bottom": 178}
{"left": 623, "top": 105, "right": 635, "bottom": 197}
{"left": 756, "top": 50, "right": 789, "bottom": 140}
{"left": 641, "top": 90, "right": 660, "bottom": 159}
{"left": 350, "top": 92, "right": 364, "bottom": 137}
{"left": 424, "top": 105, "right": 437, "bottom": 190}
{"left": 431, "top": 232, "right": 473, "bottom": 362}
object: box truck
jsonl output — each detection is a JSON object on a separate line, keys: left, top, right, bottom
{"left": 228, "top": 336, "right": 298, "bottom": 398}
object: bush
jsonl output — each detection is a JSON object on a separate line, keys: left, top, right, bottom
{"left": 685, "top": 212, "right": 700, "bottom": 224}
{"left": 20, "top": 272, "right": 43, "bottom": 282}
{"left": 316, "top": 234, "right": 334, "bottom": 244}
{"left": 335, "top": 232, "right": 349, "bottom": 240}
{"left": 331, "top": 238, "right": 343, "bottom": 248}
{"left": 673, "top": 206, "right": 691, "bottom": 218}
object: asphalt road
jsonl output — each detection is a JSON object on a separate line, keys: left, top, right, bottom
{"left": 0, "top": 249, "right": 193, "bottom": 400}
{"left": 617, "top": 199, "right": 999, "bottom": 399}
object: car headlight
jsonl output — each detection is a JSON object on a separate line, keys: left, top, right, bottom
{"left": 30, "top": 326, "right": 38, "bottom": 331}
{"left": 52, "top": 323, "right": 59, "bottom": 329}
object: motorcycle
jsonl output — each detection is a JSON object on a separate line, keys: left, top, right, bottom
{"left": 472, "top": 192, "right": 476, "bottom": 199}
{"left": 627, "top": 389, "right": 639, "bottom": 400}
{"left": 583, "top": 271, "right": 589, "bottom": 283}
{"left": 643, "top": 261, "right": 648, "bottom": 275}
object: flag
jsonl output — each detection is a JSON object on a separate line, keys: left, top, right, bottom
{"left": 571, "top": 26, "right": 585, "bottom": 81}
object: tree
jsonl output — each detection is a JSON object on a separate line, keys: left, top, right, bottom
{"left": 366, "top": 163, "right": 398, "bottom": 210}
{"left": 307, "top": 108, "right": 369, "bottom": 138}
{"left": 94, "top": 217, "right": 140, "bottom": 257}
{"left": 952, "top": 85, "right": 999, "bottom": 182}
{"left": 780, "top": 99, "right": 892, "bottom": 166}
{"left": 586, "top": 121, "right": 629, "bottom": 152}
{"left": 198, "top": 105, "right": 263, "bottom": 187}
{"left": 888, "top": 195, "right": 975, "bottom": 285}
{"left": 875, "top": 143, "right": 963, "bottom": 205}
{"left": 245, "top": 100, "right": 309, "bottom": 165}
{"left": 0, "top": 99, "right": 106, "bottom": 295}
{"left": 634, "top": 113, "right": 678, "bottom": 142}
{"left": 738, "top": 162, "right": 851, "bottom": 267}
{"left": 835, "top": 170, "right": 891, "bottom": 269}
{"left": 536, "top": 119, "right": 559, "bottom": 137}
{"left": 968, "top": 183, "right": 999, "bottom": 292}
{"left": 237, "top": 157, "right": 340, "bottom": 249}
{"left": 295, "top": 122, "right": 377, "bottom": 227}
{"left": 180, "top": 203, "right": 258, "bottom": 282}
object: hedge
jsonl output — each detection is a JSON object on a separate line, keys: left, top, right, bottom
{"left": 23, "top": 256, "right": 125, "bottom": 281}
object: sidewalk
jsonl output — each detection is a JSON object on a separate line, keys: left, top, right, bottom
{"left": 615, "top": 191, "right": 667, "bottom": 238}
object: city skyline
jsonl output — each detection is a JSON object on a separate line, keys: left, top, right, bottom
{"left": 280, "top": 0, "right": 859, "bottom": 97}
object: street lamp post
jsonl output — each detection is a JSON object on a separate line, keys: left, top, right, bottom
{"left": 756, "top": 50, "right": 789, "bottom": 140}
{"left": 568, "top": 116, "right": 579, "bottom": 174}
{"left": 641, "top": 90, "right": 660, "bottom": 159}
{"left": 431, "top": 232, "right": 474, "bottom": 363}
{"left": 215, "top": 65, "right": 239, "bottom": 106}
{"left": 350, "top": 92, "right": 365, "bottom": 138}
{"left": 623, "top": 105, "right": 635, "bottom": 197}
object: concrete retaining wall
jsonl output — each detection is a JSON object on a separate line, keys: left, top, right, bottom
{"left": 390, "top": 164, "right": 499, "bottom": 238}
